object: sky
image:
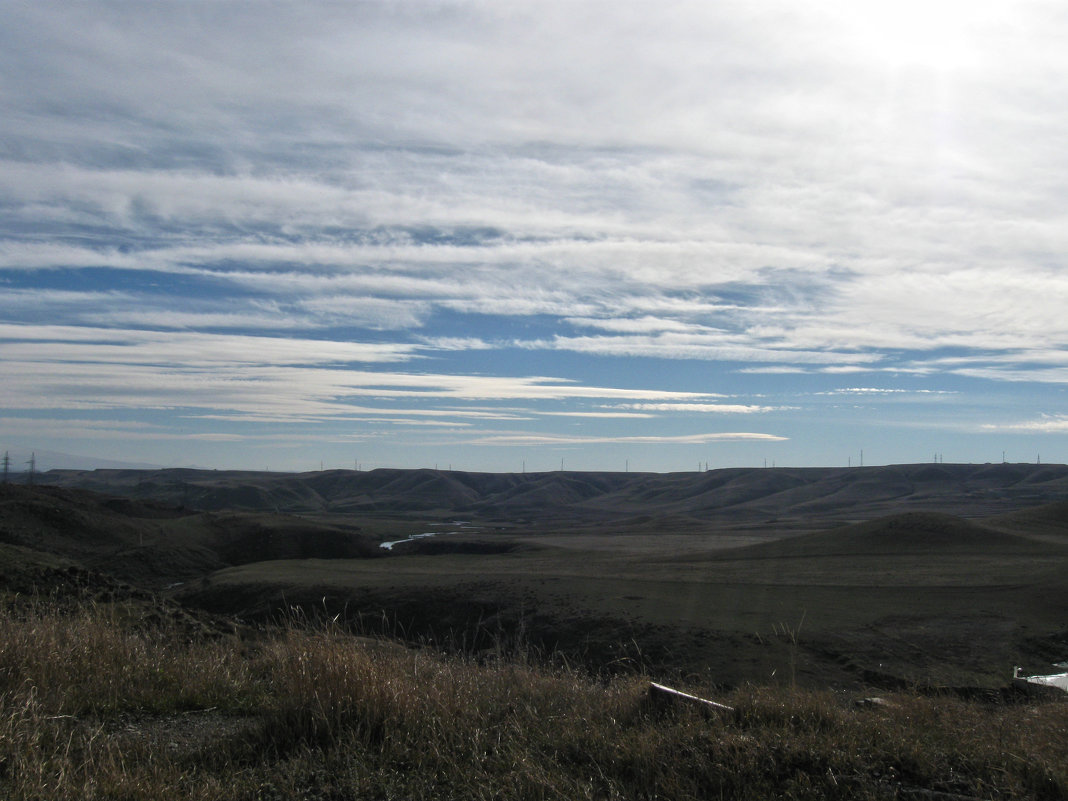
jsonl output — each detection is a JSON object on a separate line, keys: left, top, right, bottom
{"left": 2, "top": 1, "right": 1068, "bottom": 473}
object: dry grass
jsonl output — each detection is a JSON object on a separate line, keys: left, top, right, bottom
{"left": 1, "top": 600, "right": 1066, "bottom": 800}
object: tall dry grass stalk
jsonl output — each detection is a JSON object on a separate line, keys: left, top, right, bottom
{"left": 0, "top": 600, "right": 257, "bottom": 714}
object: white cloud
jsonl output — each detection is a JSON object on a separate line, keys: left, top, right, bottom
{"left": 950, "top": 366, "right": 1068, "bottom": 385}
{"left": 737, "top": 366, "right": 810, "bottom": 375}
{"left": 0, "top": 417, "right": 156, "bottom": 432}
{"left": 470, "top": 432, "right": 789, "bottom": 446}
{"left": 420, "top": 337, "right": 498, "bottom": 351}
{"left": 0, "top": 416, "right": 239, "bottom": 442}
{"left": 564, "top": 316, "right": 715, "bottom": 334}
{"left": 534, "top": 333, "right": 884, "bottom": 364}
{"left": 298, "top": 297, "right": 431, "bottom": 330}
{"left": 816, "top": 388, "right": 957, "bottom": 397}
{"left": 621, "top": 403, "right": 778, "bottom": 414}
{"left": 0, "top": 325, "right": 420, "bottom": 366}
{"left": 982, "top": 415, "right": 1068, "bottom": 433}
{"left": 83, "top": 309, "right": 309, "bottom": 331}
{"left": 538, "top": 411, "right": 653, "bottom": 419}
{"left": 0, "top": 321, "right": 721, "bottom": 426}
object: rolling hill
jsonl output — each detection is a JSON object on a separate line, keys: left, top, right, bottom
{"left": 0, "top": 483, "right": 380, "bottom": 588}
{"left": 711, "top": 510, "right": 1059, "bottom": 559}
{"left": 35, "top": 462, "right": 1068, "bottom": 530}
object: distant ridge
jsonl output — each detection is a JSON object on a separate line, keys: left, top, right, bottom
{"left": 1, "top": 448, "right": 160, "bottom": 472}
{"left": 38, "top": 463, "right": 1068, "bottom": 530}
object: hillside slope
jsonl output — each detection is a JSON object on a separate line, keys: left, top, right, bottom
{"left": 713, "top": 510, "right": 1061, "bottom": 559}
{"left": 37, "top": 462, "right": 1068, "bottom": 529}
{"left": 0, "top": 484, "right": 379, "bottom": 586}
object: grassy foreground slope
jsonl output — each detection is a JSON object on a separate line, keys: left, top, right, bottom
{"left": 1, "top": 599, "right": 1066, "bottom": 801}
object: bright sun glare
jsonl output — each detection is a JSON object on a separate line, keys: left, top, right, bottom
{"left": 836, "top": 0, "right": 991, "bottom": 72}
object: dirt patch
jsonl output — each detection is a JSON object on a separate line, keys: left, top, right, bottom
{"left": 105, "top": 709, "right": 260, "bottom": 761}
